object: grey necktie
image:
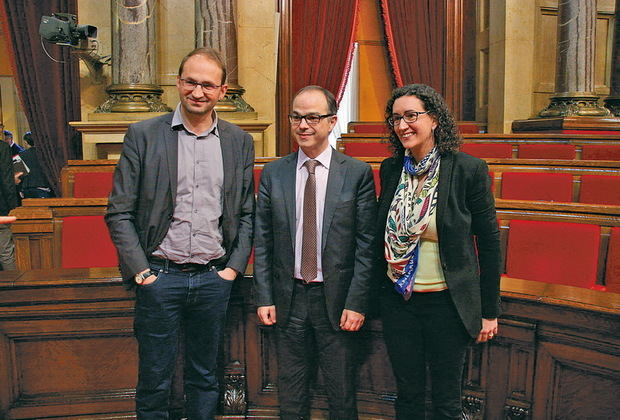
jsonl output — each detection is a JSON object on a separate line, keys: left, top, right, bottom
{"left": 301, "top": 159, "right": 319, "bottom": 282}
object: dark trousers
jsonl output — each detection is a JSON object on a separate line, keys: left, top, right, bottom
{"left": 381, "top": 289, "right": 471, "bottom": 420}
{"left": 133, "top": 263, "right": 234, "bottom": 420}
{"left": 276, "top": 281, "right": 358, "bottom": 420}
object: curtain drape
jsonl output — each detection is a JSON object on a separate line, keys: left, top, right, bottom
{"left": 0, "top": 0, "right": 81, "bottom": 195}
{"left": 380, "top": 0, "right": 445, "bottom": 93}
{"left": 291, "top": 0, "right": 360, "bottom": 103}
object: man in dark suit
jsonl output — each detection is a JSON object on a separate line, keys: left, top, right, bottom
{"left": 253, "top": 86, "right": 377, "bottom": 420}
{"left": 105, "top": 48, "right": 254, "bottom": 420}
{"left": 0, "top": 141, "right": 18, "bottom": 270}
{"left": 3, "top": 130, "right": 24, "bottom": 157}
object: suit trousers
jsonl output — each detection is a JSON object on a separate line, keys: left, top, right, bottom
{"left": 380, "top": 288, "right": 471, "bottom": 420}
{"left": 276, "top": 281, "right": 358, "bottom": 420}
{"left": 133, "top": 262, "right": 233, "bottom": 420}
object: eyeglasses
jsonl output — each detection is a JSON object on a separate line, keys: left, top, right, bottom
{"left": 288, "top": 113, "right": 335, "bottom": 126}
{"left": 388, "top": 111, "right": 429, "bottom": 126}
{"left": 179, "top": 78, "right": 222, "bottom": 93}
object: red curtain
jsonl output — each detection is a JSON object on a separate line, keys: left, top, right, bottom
{"left": 380, "top": 0, "right": 445, "bottom": 93}
{"left": 0, "top": 0, "right": 81, "bottom": 194}
{"left": 291, "top": 0, "right": 360, "bottom": 102}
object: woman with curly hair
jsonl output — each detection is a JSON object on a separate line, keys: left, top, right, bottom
{"left": 376, "top": 84, "right": 501, "bottom": 419}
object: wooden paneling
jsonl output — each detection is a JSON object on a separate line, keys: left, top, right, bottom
{"left": 1, "top": 268, "right": 619, "bottom": 419}
{"left": 0, "top": 269, "right": 136, "bottom": 419}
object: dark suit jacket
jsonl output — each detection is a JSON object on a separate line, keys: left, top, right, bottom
{"left": 105, "top": 113, "right": 255, "bottom": 286}
{"left": 376, "top": 151, "right": 501, "bottom": 338}
{"left": 0, "top": 142, "right": 17, "bottom": 216}
{"left": 253, "top": 148, "right": 377, "bottom": 330}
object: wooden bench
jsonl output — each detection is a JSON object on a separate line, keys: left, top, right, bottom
{"left": 9, "top": 198, "right": 115, "bottom": 270}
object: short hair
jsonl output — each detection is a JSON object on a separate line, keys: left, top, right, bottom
{"left": 384, "top": 84, "right": 461, "bottom": 157}
{"left": 178, "top": 47, "right": 227, "bottom": 85}
{"left": 3, "top": 130, "right": 12, "bottom": 139}
{"left": 23, "top": 132, "right": 34, "bottom": 146}
{"left": 294, "top": 85, "right": 338, "bottom": 115}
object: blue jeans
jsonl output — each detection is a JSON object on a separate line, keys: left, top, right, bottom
{"left": 134, "top": 262, "right": 234, "bottom": 420}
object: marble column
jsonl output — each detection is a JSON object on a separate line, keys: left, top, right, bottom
{"left": 539, "top": 0, "right": 610, "bottom": 117}
{"left": 196, "top": 0, "right": 254, "bottom": 113}
{"left": 604, "top": 0, "right": 620, "bottom": 116}
{"left": 97, "top": 0, "right": 170, "bottom": 113}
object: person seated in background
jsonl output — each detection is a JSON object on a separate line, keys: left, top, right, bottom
{"left": 3, "top": 130, "right": 25, "bottom": 157}
{"left": 18, "top": 132, "right": 54, "bottom": 198}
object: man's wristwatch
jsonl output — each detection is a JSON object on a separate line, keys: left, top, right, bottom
{"left": 135, "top": 270, "right": 154, "bottom": 284}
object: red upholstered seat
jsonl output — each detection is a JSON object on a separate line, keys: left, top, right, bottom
{"left": 579, "top": 175, "right": 620, "bottom": 205}
{"left": 372, "top": 167, "right": 380, "bottom": 195}
{"left": 505, "top": 220, "right": 601, "bottom": 289}
{"left": 518, "top": 144, "right": 576, "bottom": 159}
{"left": 605, "top": 227, "right": 620, "bottom": 293}
{"left": 253, "top": 167, "right": 262, "bottom": 194}
{"left": 460, "top": 143, "right": 512, "bottom": 158}
{"left": 61, "top": 216, "right": 118, "bottom": 268}
{"left": 581, "top": 145, "right": 620, "bottom": 161}
{"left": 341, "top": 142, "right": 391, "bottom": 157}
{"left": 501, "top": 172, "right": 573, "bottom": 202}
{"left": 73, "top": 172, "right": 114, "bottom": 198}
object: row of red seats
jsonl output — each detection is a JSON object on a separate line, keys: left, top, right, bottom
{"left": 338, "top": 141, "right": 620, "bottom": 160}
{"left": 461, "top": 143, "right": 620, "bottom": 160}
{"left": 60, "top": 216, "right": 620, "bottom": 293}
{"left": 496, "top": 172, "right": 620, "bottom": 205}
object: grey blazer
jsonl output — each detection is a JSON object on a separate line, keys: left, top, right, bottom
{"left": 376, "top": 151, "right": 501, "bottom": 338}
{"left": 253, "top": 148, "right": 377, "bottom": 330}
{"left": 105, "top": 113, "right": 255, "bottom": 286}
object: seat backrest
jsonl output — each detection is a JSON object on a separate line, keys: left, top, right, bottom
{"left": 501, "top": 172, "right": 573, "bottom": 202}
{"left": 579, "top": 175, "right": 620, "bottom": 205}
{"left": 61, "top": 216, "right": 118, "bottom": 268}
{"left": 73, "top": 172, "right": 115, "bottom": 198}
{"left": 460, "top": 143, "right": 512, "bottom": 158}
{"left": 605, "top": 227, "right": 620, "bottom": 293}
{"left": 518, "top": 144, "right": 576, "bottom": 160}
{"left": 505, "top": 219, "right": 600, "bottom": 289}
{"left": 581, "top": 145, "right": 620, "bottom": 161}
{"left": 341, "top": 141, "right": 391, "bottom": 157}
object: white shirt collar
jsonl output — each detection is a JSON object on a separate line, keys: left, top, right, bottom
{"left": 297, "top": 146, "right": 332, "bottom": 171}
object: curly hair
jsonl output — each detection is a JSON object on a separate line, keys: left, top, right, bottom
{"left": 384, "top": 84, "right": 461, "bottom": 158}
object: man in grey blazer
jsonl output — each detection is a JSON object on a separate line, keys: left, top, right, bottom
{"left": 253, "top": 86, "right": 377, "bottom": 420}
{"left": 106, "top": 48, "right": 254, "bottom": 420}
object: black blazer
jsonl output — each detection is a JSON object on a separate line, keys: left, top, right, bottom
{"left": 376, "top": 151, "right": 501, "bottom": 338}
{"left": 253, "top": 149, "right": 377, "bottom": 330}
{"left": 105, "top": 113, "right": 255, "bottom": 286}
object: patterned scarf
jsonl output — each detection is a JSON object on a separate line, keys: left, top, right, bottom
{"left": 384, "top": 147, "right": 441, "bottom": 300}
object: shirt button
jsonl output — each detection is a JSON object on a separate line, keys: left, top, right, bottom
{"left": 193, "top": 233, "right": 196, "bottom": 237}
{"left": 196, "top": 185, "right": 199, "bottom": 188}
{"left": 194, "top": 209, "right": 198, "bottom": 213}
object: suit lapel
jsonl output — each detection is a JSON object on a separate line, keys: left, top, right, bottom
{"left": 218, "top": 122, "right": 235, "bottom": 210}
{"left": 436, "top": 152, "right": 454, "bottom": 238}
{"left": 321, "top": 150, "right": 347, "bottom": 252}
{"left": 163, "top": 115, "right": 178, "bottom": 203}
{"left": 282, "top": 153, "right": 298, "bottom": 247}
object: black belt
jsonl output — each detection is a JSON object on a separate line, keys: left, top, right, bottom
{"left": 294, "top": 278, "right": 324, "bottom": 287}
{"left": 149, "top": 257, "right": 223, "bottom": 273}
